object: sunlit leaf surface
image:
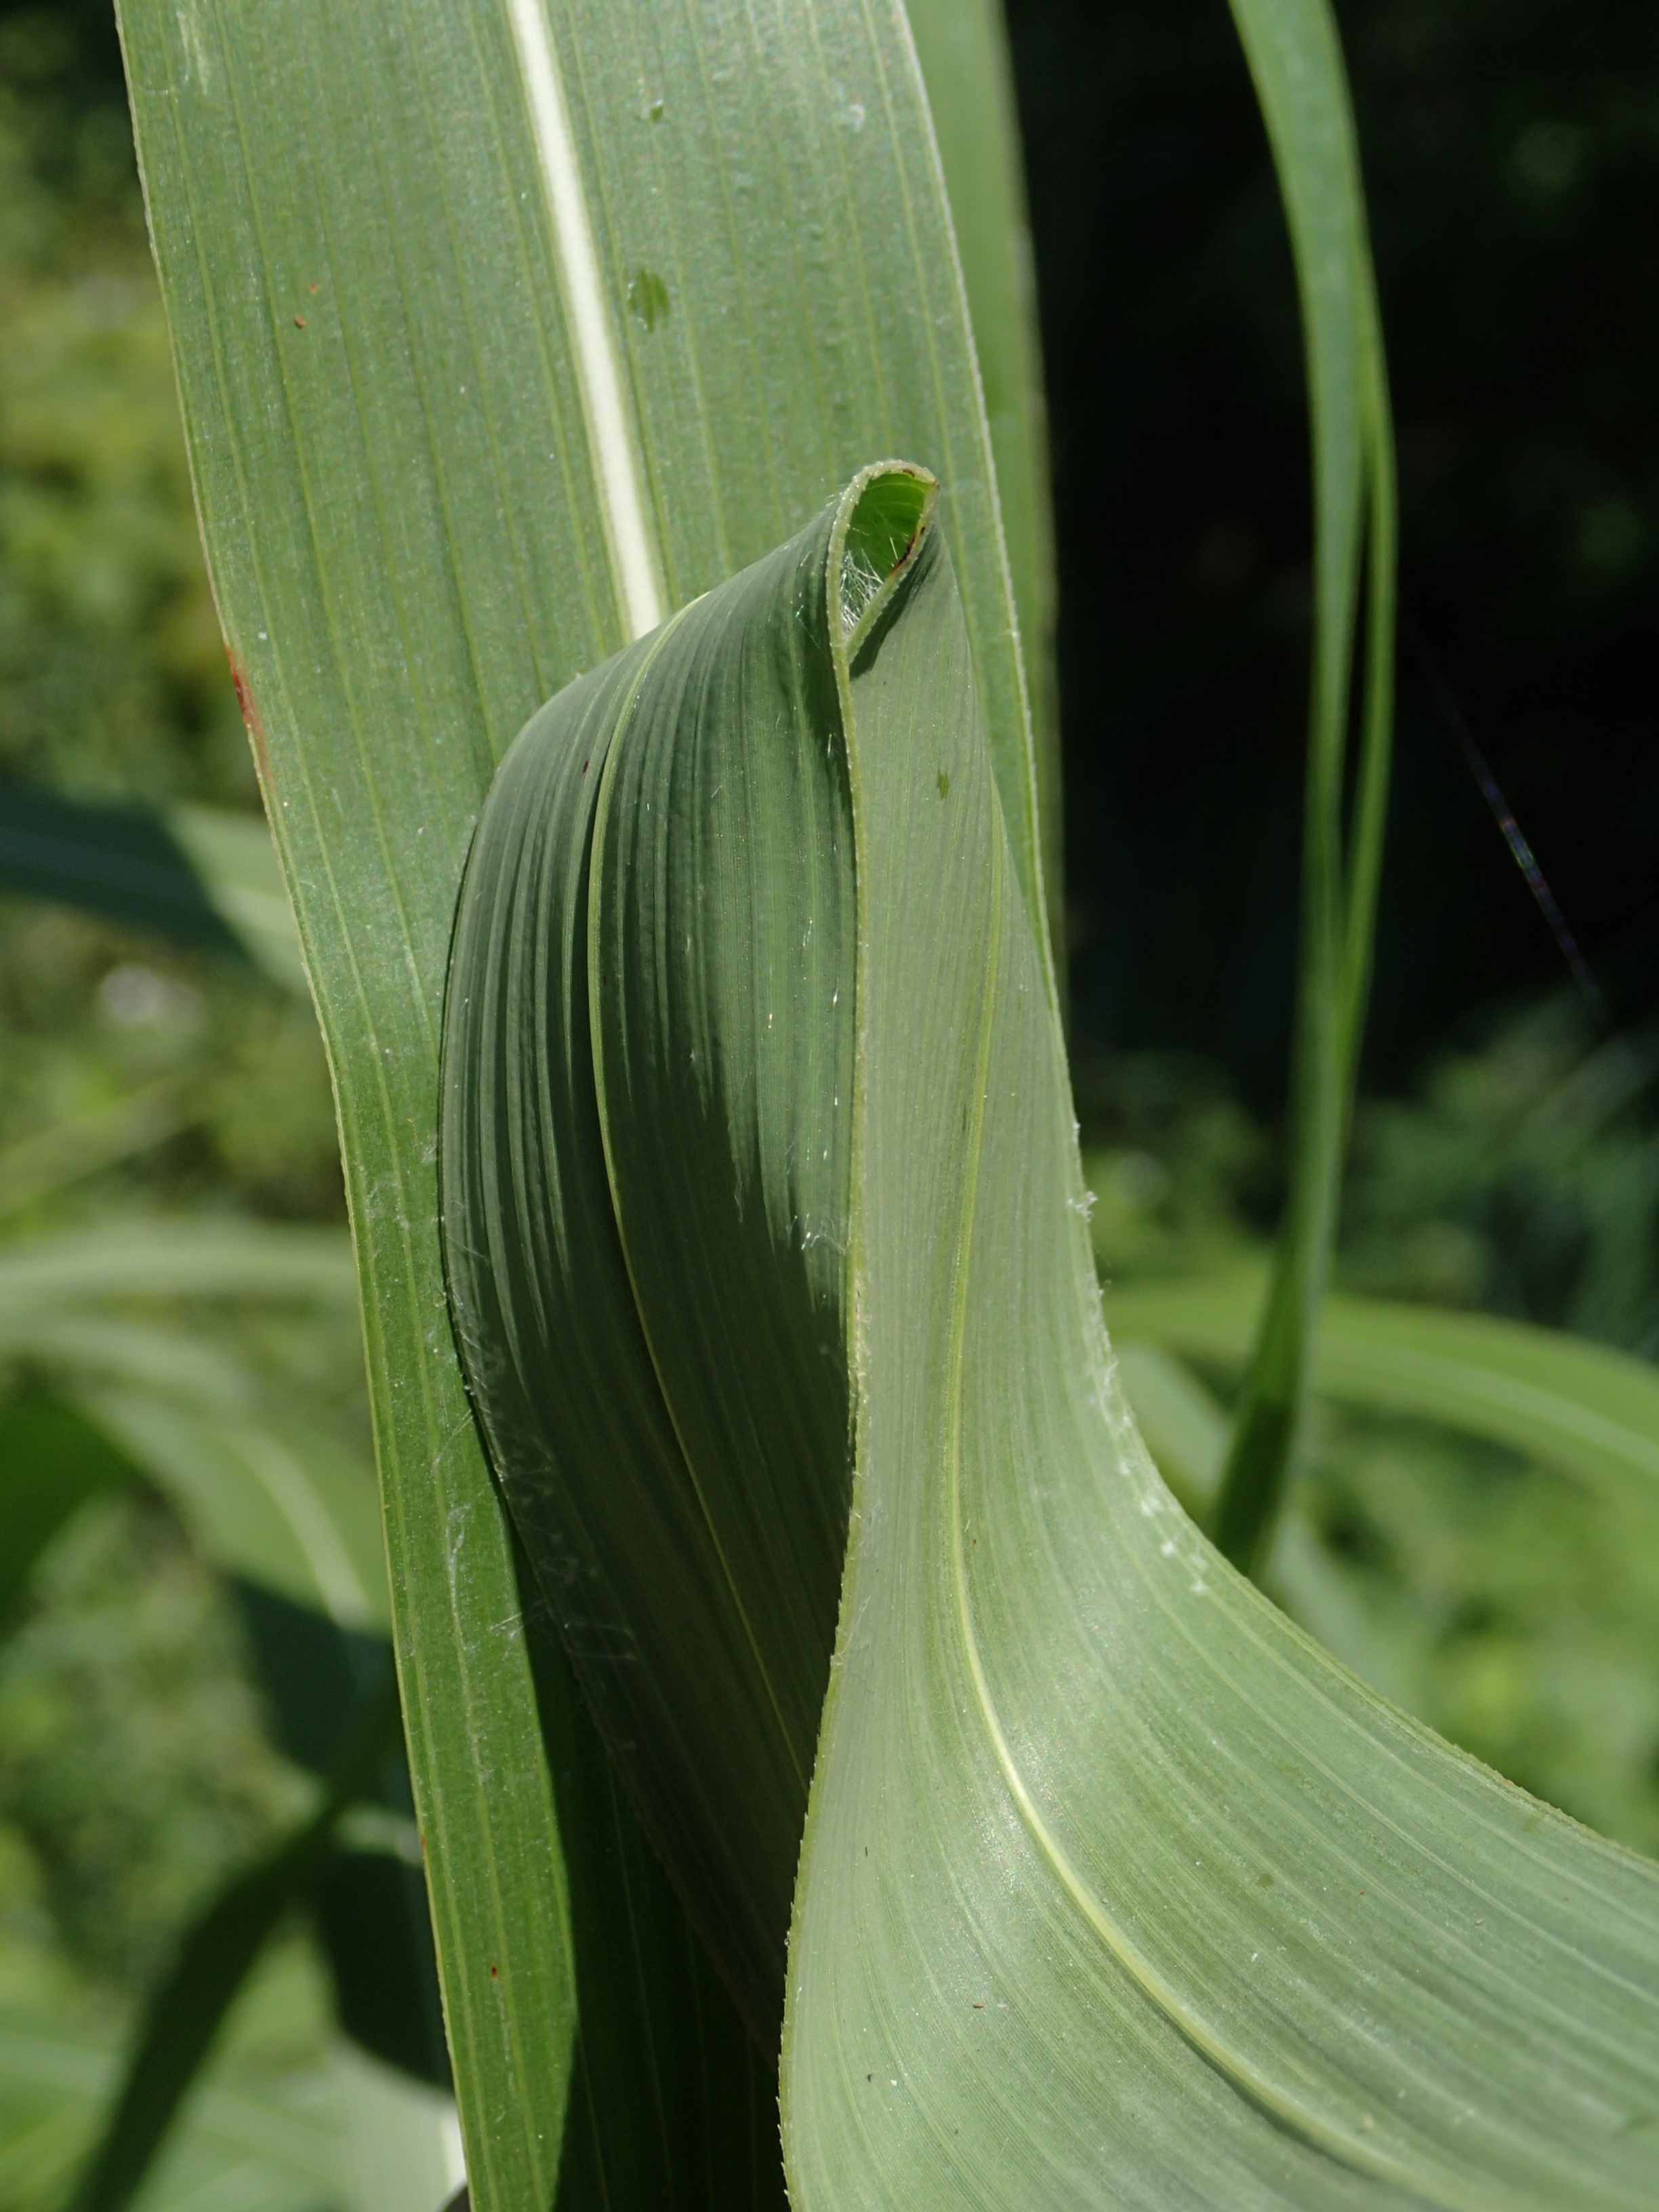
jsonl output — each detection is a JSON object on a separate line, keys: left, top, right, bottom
{"left": 119, "top": 0, "right": 1048, "bottom": 2197}
{"left": 445, "top": 464, "right": 1659, "bottom": 2208}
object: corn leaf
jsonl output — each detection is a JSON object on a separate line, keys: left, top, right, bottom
{"left": 905, "top": 0, "right": 1060, "bottom": 958}
{"left": 0, "top": 785, "right": 303, "bottom": 990}
{"left": 118, "top": 0, "right": 1048, "bottom": 2196}
{"left": 1209, "top": 0, "right": 1397, "bottom": 1572}
{"left": 1108, "top": 1271, "right": 1659, "bottom": 1523}
{"left": 445, "top": 463, "right": 1659, "bottom": 2208}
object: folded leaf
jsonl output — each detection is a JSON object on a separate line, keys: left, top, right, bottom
{"left": 445, "top": 463, "right": 1659, "bottom": 2206}
{"left": 119, "top": 0, "right": 1054, "bottom": 2186}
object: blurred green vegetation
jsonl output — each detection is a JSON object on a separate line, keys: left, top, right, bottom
{"left": 0, "top": 1, "right": 1654, "bottom": 2198}
{"left": 0, "top": 1493, "right": 306, "bottom": 1989}
{"left": 1082, "top": 1006, "right": 1659, "bottom": 1860}
{"left": 0, "top": 5, "right": 248, "bottom": 811}
{"left": 0, "top": 12, "right": 359, "bottom": 2190}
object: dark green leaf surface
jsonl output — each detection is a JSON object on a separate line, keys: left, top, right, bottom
{"left": 446, "top": 464, "right": 1659, "bottom": 2207}
{"left": 442, "top": 471, "right": 921, "bottom": 2026}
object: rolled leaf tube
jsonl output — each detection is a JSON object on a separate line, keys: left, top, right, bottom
{"left": 441, "top": 467, "right": 929, "bottom": 2026}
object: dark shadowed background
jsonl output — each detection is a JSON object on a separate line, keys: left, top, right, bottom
{"left": 1004, "top": 0, "right": 1657, "bottom": 1099}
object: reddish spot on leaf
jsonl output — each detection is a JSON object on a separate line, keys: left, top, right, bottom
{"left": 228, "top": 650, "right": 272, "bottom": 787}
{"left": 489, "top": 1963, "right": 499, "bottom": 1980}
{"left": 293, "top": 314, "right": 308, "bottom": 329}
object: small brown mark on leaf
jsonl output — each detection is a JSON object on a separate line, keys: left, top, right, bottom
{"left": 888, "top": 526, "right": 922, "bottom": 579}
{"left": 489, "top": 1963, "right": 499, "bottom": 1979}
{"left": 227, "top": 650, "right": 272, "bottom": 786}
{"left": 293, "top": 314, "right": 307, "bottom": 329}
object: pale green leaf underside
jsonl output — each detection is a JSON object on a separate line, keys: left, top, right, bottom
{"left": 443, "top": 467, "right": 1659, "bottom": 2209}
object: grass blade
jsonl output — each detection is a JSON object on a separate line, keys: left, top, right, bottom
{"left": 1109, "top": 1270, "right": 1659, "bottom": 1521}
{"left": 1210, "top": 0, "right": 1398, "bottom": 1576}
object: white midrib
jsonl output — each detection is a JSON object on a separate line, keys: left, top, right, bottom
{"left": 504, "top": 0, "right": 666, "bottom": 640}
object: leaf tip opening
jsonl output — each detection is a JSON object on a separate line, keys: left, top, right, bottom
{"left": 835, "top": 462, "right": 937, "bottom": 647}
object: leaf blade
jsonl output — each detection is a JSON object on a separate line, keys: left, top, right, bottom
{"left": 120, "top": 0, "right": 1043, "bottom": 2193}
{"left": 1108, "top": 1271, "right": 1659, "bottom": 1521}
{"left": 1210, "top": 0, "right": 1398, "bottom": 1574}
{"left": 442, "top": 462, "right": 1659, "bottom": 2205}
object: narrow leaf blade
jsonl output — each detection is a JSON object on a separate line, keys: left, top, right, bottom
{"left": 1211, "top": 0, "right": 1398, "bottom": 1572}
